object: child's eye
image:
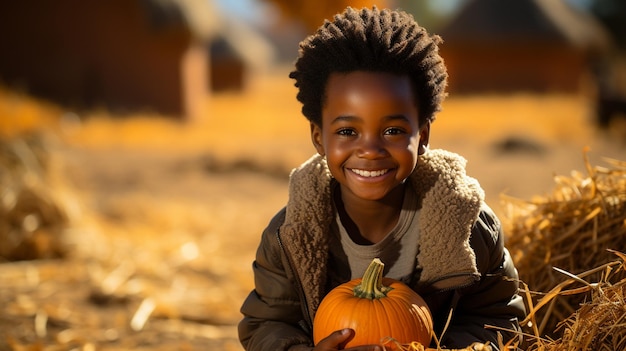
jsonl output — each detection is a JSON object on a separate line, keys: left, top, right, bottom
{"left": 337, "top": 128, "right": 357, "bottom": 136}
{"left": 384, "top": 127, "right": 405, "bottom": 135}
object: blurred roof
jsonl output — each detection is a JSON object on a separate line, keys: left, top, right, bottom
{"left": 143, "top": 0, "right": 276, "bottom": 66}
{"left": 142, "top": 0, "right": 222, "bottom": 40}
{"left": 217, "top": 16, "right": 277, "bottom": 70}
{"left": 440, "top": 0, "right": 613, "bottom": 53}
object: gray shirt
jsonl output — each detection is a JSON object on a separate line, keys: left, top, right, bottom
{"left": 327, "top": 184, "right": 420, "bottom": 287}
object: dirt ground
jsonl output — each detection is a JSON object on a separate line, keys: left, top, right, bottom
{"left": 1, "top": 68, "right": 625, "bottom": 350}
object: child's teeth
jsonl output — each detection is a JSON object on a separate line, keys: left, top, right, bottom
{"left": 353, "top": 169, "right": 387, "bottom": 177}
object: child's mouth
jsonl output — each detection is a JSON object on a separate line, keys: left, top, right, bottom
{"left": 350, "top": 168, "right": 390, "bottom": 178}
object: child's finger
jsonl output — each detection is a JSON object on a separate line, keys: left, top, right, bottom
{"left": 315, "top": 328, "right": 368, "bottom": 350}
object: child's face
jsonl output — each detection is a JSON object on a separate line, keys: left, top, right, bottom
{"left": 311, "top": 71, "right": 429, "bottom": 202}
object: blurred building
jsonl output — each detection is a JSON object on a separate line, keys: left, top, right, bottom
{"left": 0, "top": 0, "right": 275, "bottom": 119}
{"left": 438, "top": 0, "right": 613, "bottom": 94}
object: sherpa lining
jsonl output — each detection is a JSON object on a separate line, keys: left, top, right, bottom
{"left": 279, "top": 149, "right": 483, "bottom": 319}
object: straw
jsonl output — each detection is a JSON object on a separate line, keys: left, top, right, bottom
{"left": 0, "top": 133, "right": 72, "bottom": 261}
{"left": 501, "top": 148, "right": 626, "bottom": 344}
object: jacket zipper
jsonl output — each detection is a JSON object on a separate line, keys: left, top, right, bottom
{"left": 276, "top": 228, "right": 313, "bottom": 334}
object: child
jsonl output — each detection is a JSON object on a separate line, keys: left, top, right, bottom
{"left": 239, "top": 6, "right": 526, "bottom": 351}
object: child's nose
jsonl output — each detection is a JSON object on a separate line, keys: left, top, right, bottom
{"left": 357, "top": 135, "right": 387, "bottom": 158}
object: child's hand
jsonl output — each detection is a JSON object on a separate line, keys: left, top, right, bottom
{"left": 312, "top": 328, "right": 382, "bottom": 351}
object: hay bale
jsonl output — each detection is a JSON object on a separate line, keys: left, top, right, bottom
{"left": 522, "top": 251, "right": 626, "bottom": 351}
{"left": 554, "top": 281, "right": 626, "bottom": 350}
{"left": 0, "top": 133, "right": 70, "bottom": 260}
{"left": 501, "top": 150, "right": 626, "bottom": 337}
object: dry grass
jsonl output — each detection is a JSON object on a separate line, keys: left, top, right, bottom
{"left": 519, "top": 251, "right": 626, "bottom": 351}
{"left": 502, "top": 150, "right": 626, "bottom": 339}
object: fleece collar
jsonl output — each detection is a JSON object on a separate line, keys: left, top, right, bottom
{"left": 279, "top": 149, "right": 484, "bottom": 318}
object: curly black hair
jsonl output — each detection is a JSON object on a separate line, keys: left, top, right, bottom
{"left": 289, "top": 6, "right": 448, "bottom": 127}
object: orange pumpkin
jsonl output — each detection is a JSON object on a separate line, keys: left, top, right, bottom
{"left": 313, "top": 258, "right": 433, "bottom": 349}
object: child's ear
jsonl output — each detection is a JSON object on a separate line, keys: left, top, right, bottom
{"left": 418, "top": 121, "right": 430, "bottom": 155}
{"left": 310, "top": 122, "right": 325, "bottom": 156}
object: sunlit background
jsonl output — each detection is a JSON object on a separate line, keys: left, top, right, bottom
{"left": 1, "top": 1, "right": 625, "bottom": 350}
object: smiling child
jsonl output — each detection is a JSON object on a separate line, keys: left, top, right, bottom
{"left": 239, "top": 6, "right": 526, "bottom": 351}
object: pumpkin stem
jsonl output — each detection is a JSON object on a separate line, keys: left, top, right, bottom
{"left": 353, "top": 258, "right": 393, "bottom": 299}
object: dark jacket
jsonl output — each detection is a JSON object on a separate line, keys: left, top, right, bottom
{"left": 239, "top": 150, "right": 526, "bottom": 350}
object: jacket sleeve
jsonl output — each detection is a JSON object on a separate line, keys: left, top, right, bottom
{"left": 440, "top": 205, "right": 526, "bottom": 350}
{"left": 238, "top": 209, "right": 313, "bottom": 351}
